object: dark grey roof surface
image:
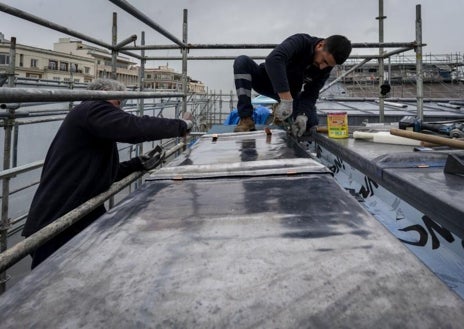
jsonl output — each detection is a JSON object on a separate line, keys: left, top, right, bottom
{"left": 1, "top": 130, "right": 463, "bottom": 328}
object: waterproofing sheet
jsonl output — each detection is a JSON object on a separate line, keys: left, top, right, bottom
{"left": 314, "top": 135, "right": 464, "bottom": 239}
{"left": 1, "top": 129, "right": 464, "bottom": 328}
{"left": 1, "top": 174, "right": 464, "bottom": 328}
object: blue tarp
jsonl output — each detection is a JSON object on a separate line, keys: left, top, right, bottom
{"left": 223, "top": 106, "right": 271, "bottom": 125}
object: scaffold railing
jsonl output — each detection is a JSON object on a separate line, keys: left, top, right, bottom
{"left": 0, "top": 0, "right": 425, "bottom": 294}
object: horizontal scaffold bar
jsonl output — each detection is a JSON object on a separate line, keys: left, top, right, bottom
{"left": 121, "top": 42, "right": 420, "bottom": 51}
{"left": 0, "top": 89, "right": 184, "bottom": 103}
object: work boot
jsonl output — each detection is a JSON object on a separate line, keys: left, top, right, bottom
{"left": 234, "top": 116, "right": 256, "bottom": 132}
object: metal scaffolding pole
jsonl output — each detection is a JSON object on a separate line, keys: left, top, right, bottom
{"left": 377, "top": 0, "right": 386, "bottom": 122}
{"left": 416, "top": 5, "right": 424, "bottom": 120}
{"left": 0, "top": 2, "right": 141, "bottom": 60}
{"left": 0, "top": 89, "right": 183, "bottom": 104}
{"left": 0, "top": 114, "right": 12, "bottom": 293}
{"left": 320, "top": 58, "right": 372, "bottom": 94}
{"left": 0, "top": 2, "right": 109, "bottom": 49}
{"left": 121, "top": 42, "right": 416, "bottom": 51}
{"left": 0, "top": 142, "right": 185, "bottom": 274}
{"left": 138, "top": 31, "right": 146, "bottom": 157}
{"left": 0, "top": 36, "right": 17, "bottom": 293}
{"left": 108, "top": 0, "right": 185, "bottom": 47}
{"left": 181, "top": 9, "right": 188, "bottom": 115}
{"left": 111, "top": 12, "right": 118, "bottom": 80}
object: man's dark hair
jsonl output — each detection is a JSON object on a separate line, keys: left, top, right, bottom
{"left": 324, "top": 35, "right": 352, "bottom": 65}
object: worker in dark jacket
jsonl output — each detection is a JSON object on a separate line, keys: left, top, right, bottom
{"left": 22, "top": 78, "right": 193, "bottom": 269}
{"left": 233, "top": 34, "right": 351, "bottom": 136}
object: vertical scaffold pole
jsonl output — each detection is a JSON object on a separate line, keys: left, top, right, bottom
{"left": 416, "top": 5, "right": 424, "bottom": 120}
{"left": 0, "top": 37, "right": 16, "bottom": 293}
{"left": 111, "top": 12, "right": 118, "bottom": 80}
{"left": 181, "top": 9, "right": 188, "bottom": 117}
{"left": 138, "top": 31, "right": 146, "bottom": 155}
{"left": 136, "top": 31, "right": 146, "bottom": 188}
{"left": 377, "top": 0, "right": 386, "bottom": 122}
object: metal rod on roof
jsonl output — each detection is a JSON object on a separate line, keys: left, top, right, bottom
{"left": 0, "top": 36, "right": 16, "bottom": 293}
{"left": 181, "top": 9, "right": 188, "bottom": 115}
{"left": 7, "top": 37, "right": 16, "bottom": 88}
{"left": 0, "top": 2, "right": 142, "bottom": 61}
{"left": 111, "top": 12, "right": 118, "bottom": 80}
{"left": 144, "top": 56, "right": 268, "bottom": 61}
{"left": 136, "top": 31, "right": 145, "bottom": 164}
{"left": 144, "top": 54, "right": 392, "bottom": 61}
{"left": 0, "top": 2, "right": 112, "bottom": 50}
{"left": 416, "top": 5, "right": 424, "bottom": 120}
{"left": 377, "top": 0, "right": 386, "bottom": 122}
{"left": 0, "top": 88, "right": 183, "bottom": 103}
{"left": 320, "top": 58, "right": 372, "bottom": 94}
{"left": 381, "top": 47, "right": 413, "bottom": 58}
{"left": 108, "top": 0, "right": 186, "bottom": 47}
{"left": 115, "top": 34, "right": 137, "bottom": 50}
{"left": 122, "top": 44, "right": 279, "bottom": 50}
{"left": 121, "top": 42, "right": 418, "bottom": 51}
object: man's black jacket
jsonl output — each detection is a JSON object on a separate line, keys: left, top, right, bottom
{"left": 23, "top": 100, "right": 188, "bottom": 237}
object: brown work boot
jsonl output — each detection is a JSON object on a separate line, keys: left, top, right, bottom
{"left": 234, "top": 116, "right": 256, "bottom": 132}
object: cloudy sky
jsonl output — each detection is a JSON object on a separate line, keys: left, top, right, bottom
{"left": 0, "top": 0, "right": 463, "bottom": 91}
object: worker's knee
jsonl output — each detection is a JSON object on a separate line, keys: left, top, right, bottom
{"left": 233, "top": 55, "right": 255, "bottom": 72}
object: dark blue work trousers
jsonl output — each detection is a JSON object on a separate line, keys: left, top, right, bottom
{"left": 233, "top": 55, "right": 278, "bottom": 118}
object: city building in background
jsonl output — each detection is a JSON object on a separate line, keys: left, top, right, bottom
{"left": 0, "top": 33, "right": 94, "bottom": 84}
{"left": 144, "top": 65, "right": 206, "bottom": 93}
{"left": 54, "top": 38, "right": 139, "bottom": 87}
{"left": 0, "top": 33, "right": 206, "bottom": 92}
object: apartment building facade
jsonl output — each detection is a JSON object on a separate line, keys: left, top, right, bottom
{"left": 0, "top": 34, "right": 95, "bottom": 84}
{"left": 54, "top": 38, "right": 139, "bottom": 87}
{"left": 0, "top": 33, "right": 205, "bottom": 93}
{"left": 0, "top": 33, "right": 206, "bottom": 92}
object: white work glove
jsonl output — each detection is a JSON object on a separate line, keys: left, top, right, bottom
{"left": 274, "top": 99, "right": 293, "bottom": 121}
{"left": 181, "top": 111, "right": 193, "bottom": 131}
{"left": 182, "top": 119, "right": 193, "bottom": 131}
{"left": 291, "top": 114, "right": 308, "bottom": 137}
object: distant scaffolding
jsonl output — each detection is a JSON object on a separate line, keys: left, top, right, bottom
{"left": 335, "top": 53, "right": 464, "bottom": 98}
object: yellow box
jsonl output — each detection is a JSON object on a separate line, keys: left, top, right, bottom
{"left": 327, "top": 112, "right": 348, "bottom": 138}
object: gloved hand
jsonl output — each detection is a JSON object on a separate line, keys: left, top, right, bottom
{"left": 139, "top": 145, "right": 166, "bottom": 171}
{"left": 291, "top": 114, "right": 308, "bottom": 137}
{"left": 181, "top": 111, "right": 193, "bottom": 132}
{"left": 274, "top": 99, "right": 293, "bottom": 121}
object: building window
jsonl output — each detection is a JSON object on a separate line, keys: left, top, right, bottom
{"left": 26, "top": 73, "right": 41, "bottom": 79}
{"left": 0, "top": 53, "right": 9, "bottom": 65}
{"left": 19, "top": 54, "right": 24, "bottom": 67}
{"left": 48, "top": 60, "right": 58, "bottom": 70}
{"left": 53, "top": 77, "right": 60, "bottom": 81}
{"left": 84, "top": 66, "right": 90, "bottom": 74}
{"left": 31, "top": 59, "right": 38, "bottom": 68}
{"left": 60, "top": 62, "right": 68, "bottom": 71}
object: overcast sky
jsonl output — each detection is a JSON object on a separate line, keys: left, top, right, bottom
{"left": 1, "top": 0, "right": 463, "bottom": 91}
